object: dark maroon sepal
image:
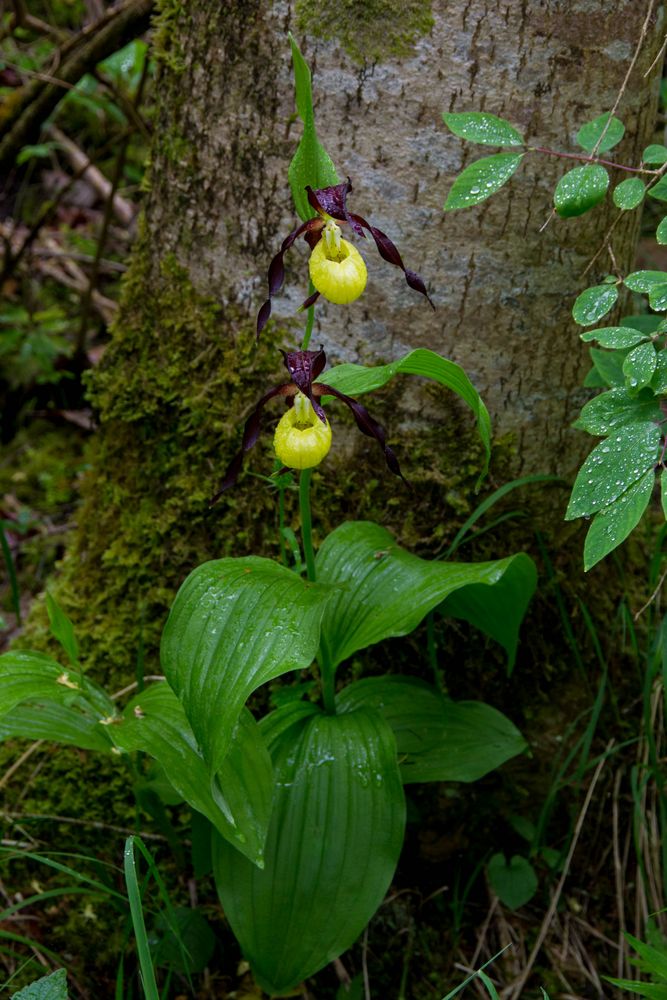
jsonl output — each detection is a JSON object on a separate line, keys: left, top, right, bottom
{"left": 307, "top": 179, "right": 365, "bottom": 237}
{"left": 256, "top": 217, "right": 325, "bottom": 339}
{"left": 349, "top": 213, "right": 434, "bottom": 309}
{"left": 317, "top": 382, "right": 409, "bottom": 486}
{"left": 210, "top": 383, "right": 296, "bottom": 503}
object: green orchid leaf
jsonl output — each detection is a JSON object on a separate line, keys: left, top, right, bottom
{"left": 288, "top": 34, "right": 339, "bottom": 221}
{"left": 572, "top": 284, "right": 618, "bottom": 326}
{"left": 612, "top": 177, "right": 645, "bottom": 210}
{"left": 439, "top": 551, "right": 537, "bottom": 672}
{"left": 576, "top": 113, "right": 625, "bottom": 153}
{"left": 11, "top": 969, "right": 68, "bottom": 1000}
{"left": 212, "top": 706, "right": 405, "bottom": 995}
{"left": 0, "top": 650, "right": 113, "bottom": 723}
{"left": 337, "top": 677, "right": 527, "bottom": 783}
{"left": 584, "top": 468, "right": 656, "bottom": 570}
{"left": 566, "top": 421, "right": 660, "bottom": 520}
{"left": 579, "top": 326, "right": 648, "bottom": 349}
{"left": 160, "top": 557, "right": 332, "bottom": 777}
{"left": 643, "top": 144, "right": 667, "bottom": 165}
{"left": 573, "top": 388, "right": 662, "bottom": 436}
{"left": 0, "top": 701, "right": 111, "bottom": 752}
{"left": 604, "top": 980, "right": 667, "bottom": 1000}
{"left": 487, "top": 853, "right": 538, "bottom": 909}
{"left": 623, "top": 342, "right": 657, "bottom": 389}
{"left": 554, "top": 165, "right": 609, "bottom": 218}
{"left": 444, "top": 152, "right": 524, "bottom": 210}
{"left": 111, "top": 682, "right": 273, "bottom": 866}
{"left": 315, "top": 521, "right": 534, "bottom": 671}
{"left": 319, "top": 348, "right": 491, "bottom": 481}
{"left": 442, "top": 112, "right": 524, "bottom": 147}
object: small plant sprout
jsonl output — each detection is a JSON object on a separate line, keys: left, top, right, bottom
{"left": 256, "top": 179, "right": 435, "bottom": 336}
{"left": 210, "top": 347, "right": 407, "bottom": 501}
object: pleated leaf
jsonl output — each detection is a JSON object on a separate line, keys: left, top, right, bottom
{"left": 160, "top": 557, "right": 332, "bottom": 776}
{"left": 315, "top": 522, "right": 535, "bottom": 670}
{"left": 212, "top": 705, "right": 405, "bottom": 995}
{"left": 337, "top": 677, "right": 526, "bottom": 782}
{"left": 0, "top": 650, "right": 114, "bottom": 742}
{"left": 111, "top": 682, "right": 273, "bottom": 866}
{"left": 0, "top": 701, "right": 111, "bottom": 752}
{"left": 319, "top": 348, "right": 491, "bottom": 481}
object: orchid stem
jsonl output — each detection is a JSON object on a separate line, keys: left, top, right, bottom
{"left": 301, "top": 279, "right": 316, "bottom": 350}
{"left": 278, "top": 481, "right": 288, "bottom": 566}
{"left": 299, "top": 468, "right": 336, "bottom": 714}
{"left": 299, "top": 468, "right": 316, "bottom": 582}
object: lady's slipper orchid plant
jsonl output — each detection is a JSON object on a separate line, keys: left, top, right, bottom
{"left": 210, "top": 347, "right": 407, "bottom": 502}
{"left": 256, "top": 179, "right": 435, "bottom": 337}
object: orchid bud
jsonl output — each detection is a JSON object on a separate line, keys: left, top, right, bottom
{"left": 274, "top": 392, "right": 332, "bottom": 469}
{"left": 308, "top": 237, "right": 367, "bottom": 305}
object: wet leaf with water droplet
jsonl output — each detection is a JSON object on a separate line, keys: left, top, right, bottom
{"left": 566, "top": 421, "right": 660, "bottom": 520}
{"left": 623, "top": 342, "right": 657, "bottom": 388}
{"left": 613, "top": 177, "right": 645, "bottom": 210}
{"left": 572, "top": 284, "right": 618, "bottom": 326}
{"left": 554, "top": 165, "right": 609, "bottom": 218}
{"left": 444, "top": 152, "right": 524, "bottom": 211}
{"left": 651, "top": 350, "right": 667, "bottom": 393}
{"left": 442, "top": 112, "right": 524, "bottom": 146}
{"left": 662, "top": 469, "right": 667, "bottom": 520}
{"left": 574, "top": 388, "right": 661, "bottom": 436}
{"left": 644, "top": 144, "right": 667, "bottom": 165}
{"left": 576, "top": 113, "right": 625, "bottom": 153}
{"left": 583, "top": 469, "right": 655, "bottom": 570}
{"left": 580, "top": 326, "right": 648, "bottom": 349}
{"left": 649, "top": 283, "right": 667, "bottom": 312}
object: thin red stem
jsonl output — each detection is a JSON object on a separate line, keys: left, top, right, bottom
{"left": 529, "top": 146, "right": 656, "bottom": 175}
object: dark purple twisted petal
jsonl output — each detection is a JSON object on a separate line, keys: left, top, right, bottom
{"left": 256, "top": 216, "right": 325, "bottom": 339}
{"left": 210, "top": 383, "right": 297, "bottom": 503}
{"left": 281, "top": 348, "right": 328, "bottom": 423}
{"left": 307, "top": 179, "right": 365, "bottom": 237}
{"left": 315, "top": 382, "right": 409, "bottom": 486}
{"left": 348, "top": 212, "right": 435, "bottom": 309}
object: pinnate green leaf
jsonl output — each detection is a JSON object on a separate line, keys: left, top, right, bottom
{"left": 649, "top": 284, "right": 667, "bottom": 311}
{"left": 315, "top": 521, "right": 535, "bottom": 671}
{"left": 643, "top": 144, "right": 667, "bottom": 165}
{"left": 652, "top": 351, "right": 667, "bottom": 393}
{"left": 623, "top": 342, "right": 657, "bottom": 388}
{"left": 588, "top": 347, "right": 627, "bottom": 387}
{"left": 584, "top": 469, "right": 655, "bottom": 570}
{"left": 612, "top": 177, "right": 645, "bottom": 210}
{"left": 487, "top": 853, "right": 537, "bottom": 909}
{"left": 111, "top": 682, "right": 273, "bottom": 865}
{"left": 572, "top": 284, "right": 618, "bottom": 326}
{"left": 336, "top": 677, "right": 526, "bottom": 783}
{"left": 623, "top": 271, "right": 667, "bottom": 293}
{"left": 160, "top": 558, "right": 333, "bottom": 777}
{"left": 648, "top": 176, "right": 667, "bottom": 202}
{"left": 662, "top": 469, "right": 667, "bottom": 519}
{"left": 580, "top": 326, "right": 648, "bottom": 348}
{"left": 576, "top": 113, "right": 625, "bottom": 153}
{"left": 657, "top": 217, "right": 667, "bottom": 244}
{"left": 319, "top": 348, "right": 491, "bottom": 481}
{"left": 574, "top": 388, "right": 661, "bottom": 436}
{"left": 213, "top": 706, "right": 405, "bottom": 995}
{"left": 566, "top": 421, "right": 660, "bottom": 519}
{"left": 554, "top": 165, "right": 609, "bottom": 218}
{"left": 444, "top": 153, "right": 523, "bottom": 210}
{"left": 442, "top": 112, "right": 524, "bottom": 147}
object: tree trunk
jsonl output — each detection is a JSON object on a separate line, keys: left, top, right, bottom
{"left": 27, "top": 0, "right": 664, "bottom": 679}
